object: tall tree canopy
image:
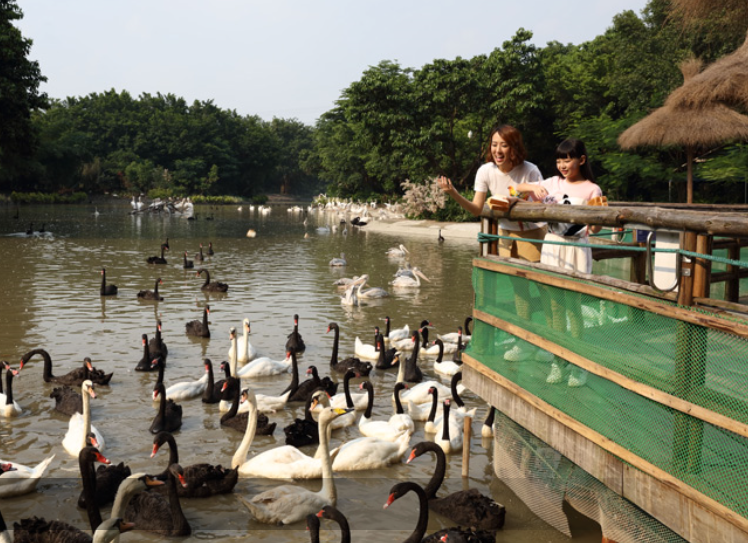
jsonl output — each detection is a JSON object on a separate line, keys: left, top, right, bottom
{"left": 0, "top": 0, "right": 48, "bottom": 188}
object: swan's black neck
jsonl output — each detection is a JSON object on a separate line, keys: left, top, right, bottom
{"left": 221, "top": 378, "right": 241, "bottom": 422}
{"left": 441, "top": 401, "right": 451, "bottom": 441}
{"left": 4, "top": 370, "right": 12, "bottom": 404}
{"left": 306, "top": 515, "right": 321, "bottom": 543}
{"left": 390, "top": 482, "right": 429, "bottom": 543}
{"left": 464, "top": 317, "right": 473, "bottom": 336}
{"left": 201, "top": 269, "right": 211, "bottom": 287}
{"left": 420, "top": 327, "right": 429, "bottom": 348}
{"left": 427, "top": 390, "right": 439, "bottom": 423}
{"left": 166, "top": 465, "right": 190, "bottom": 536}
{"left": 413, "top": 442, "right": 446, "bottom": 500}
{"left": 434, "top": 339, "right": 444, "bottom": 363}
{"left": 304, "top": 392, "right": 316, "bottom": 422}
{"left": 163, "top": 433, "right": 179, "bottom": 467}
{"left": 329, "top": 323, "right": 339, "bottom": 366}
{"left": 362, "top": 381, "right": 374, "bottom": 419}
{"left": 153, "top": 279, "right": 160, "bottom": 295}
{"left": 202, "top": 360, "right": 215, "bottom": 399}
{"left": 393, "top": 383, "right": 405, "bottom": 414}
{"left": 384, "top": 317, "right": 391, "bottom": 337}
{"left": 79, "top": 447, "right": 103, "bottom": 532}
{"left": 155, "top": 359, "right": 165, "bottom": 387}
{"left": 451, "top": 372, "right": 464, "bottom": 407}
{"left": 22, "top": 349, "right": 55, "bottom": 382}
{"left": 156, "top": 384, "right": 168, "bottom": 419}
{"left": 484, "top": 405, "right": 496, "bottom": 428}
{"left": 453, "top": 331, "right": 463, "bottom": 364}
{"left": 343, "top": 370, "right": 356, "bottom": 408}
{"left": 322, "top": 507, "right": 351, "bottom": 543}
{"left": 282, "top": 352, "right": 299, "bottom": 396}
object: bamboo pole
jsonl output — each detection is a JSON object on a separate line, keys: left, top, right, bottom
{"left": 462, "top": 416, "right": 472, "bottom": 478}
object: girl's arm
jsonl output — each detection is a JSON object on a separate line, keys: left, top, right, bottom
{"left": 515, "top": 182, "right": 548, "bottom": 201}
{"left": 437, "top": 176, "right": 487, "bottom": 217}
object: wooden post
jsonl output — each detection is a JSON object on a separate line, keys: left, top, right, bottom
{"left": 489, "top": 219, "right": 499, "bottom": 256}
{"left": 462, "top": 416, "right": 473, "bottom": 478}
{"left": 692, "top": 235, "right": 712, "bottom": 299}
{"left": 726, "top": 241, "right": 740, "bottom": 302}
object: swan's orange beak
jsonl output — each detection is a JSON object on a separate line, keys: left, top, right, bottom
{"left": 406, "top": 449, "right": 417, "bottom": 464}
{"left": 145, "top": 475, "right": 165, "bottom": 487}
{"left": 94, "top": 451, "right": 111, "bottom": 465}
{"left": 117, "top": 520, "right": 135, "bottom": 533}
{"left": 383, "top": 493, "right": 396, "bottom": 509}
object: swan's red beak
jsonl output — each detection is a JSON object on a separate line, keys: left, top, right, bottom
{"left": 150, "top": 444, "right": 159, "bottom": 458}
{"left": 94, "top": 451, "right": 111, "bottom": 465}
{"left": 221, "top": 382, "right": 228, "bottom": 392}
{"left": 177, "top": 473, "right": 188, "bottom": 488}
{"left": 406, "top": 449, "right": 417, "bottom": 464}
{"left": 117, "top": 520, "right": 135, "bottom": 533}
{"left": 145, "top": 475, "right": 165, "bottom": 487}
{"left": 19, "top": 360, "right": 25, "bottom": 370}
{"left": 316, "top": 509, "right": 325, "bottom": 518}
{"left": 383, "top": 493, "right": 396, "bottom": 509}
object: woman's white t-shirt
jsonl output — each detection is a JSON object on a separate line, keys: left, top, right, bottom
{"left": 474, "top": 161, "right": 543, "bottom": 231}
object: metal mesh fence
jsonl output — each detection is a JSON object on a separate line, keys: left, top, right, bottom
{"left": 469, "top": 262, "right": 748, "bottom": 521}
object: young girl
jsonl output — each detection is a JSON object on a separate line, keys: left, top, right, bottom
{"left": 540, "top": 138, "right": 603, "bottom": 387}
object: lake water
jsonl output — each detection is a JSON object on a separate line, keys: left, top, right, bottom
{"left": 0, "top": 202, "right": 601, "bottom": 541}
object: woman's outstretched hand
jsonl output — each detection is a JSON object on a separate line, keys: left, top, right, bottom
{"left": 436, "top": 176, "right": 455, "bottom": 194}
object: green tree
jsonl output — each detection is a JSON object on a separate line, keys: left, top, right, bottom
{"left": 0, "top": 0, "right": 48, "bottom": 188}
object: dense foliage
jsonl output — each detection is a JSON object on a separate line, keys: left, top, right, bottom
{"left": 3, "top": 0, "right": 748, "bottom": 208}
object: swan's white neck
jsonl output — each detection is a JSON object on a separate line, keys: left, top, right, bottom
{"left": 317, "top": 413, "right": 336, "bottom": 504}
{"left": 229, "top": 334, "right": 237, "bottom": 376}
{"left": 81, "top": 385, "right": 92, "bottom": 451}
{"left": 232, "top": 400, "right": 257, "bottom": 469}
{"left": 395, "top": 356, "right": 405, "bottom": 383}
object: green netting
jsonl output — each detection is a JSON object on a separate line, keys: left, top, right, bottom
{"left": 493, "top": 409, "right": 688, "bottom": 542}
{"left": 467, "top": 262, "right": 748, "bottom": 521}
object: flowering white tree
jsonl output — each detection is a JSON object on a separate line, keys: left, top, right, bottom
{"left": 400, "top": 178, "right": 446, "bottom": 219}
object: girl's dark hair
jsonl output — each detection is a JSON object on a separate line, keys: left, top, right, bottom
{"left": 555, "top": 138, "right": 595, "bottom": 181}
{"left": 485, "top": 124, "right": 527, "bottom": 169}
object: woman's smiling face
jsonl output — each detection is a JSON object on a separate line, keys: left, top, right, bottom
{"left": 490, "top": 132, "right": 512, "bottom": 171}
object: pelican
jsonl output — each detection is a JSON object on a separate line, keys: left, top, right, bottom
{"left": 352, "top": 275, "right": 389, "bottom": 299}
{"left": 390, "top": 267, "right": 430, "bottom": 288}
{"left": 341, "top": 284, "right": 361, "bottom": 307}
{"left": 332, "top": 275, "right": 362, "bottom": 288}
{"left": 329, "top": 253, "right": 347, "bottom": 267}
{"left": 386, "top": 244, "right": 409, "bottom": 258}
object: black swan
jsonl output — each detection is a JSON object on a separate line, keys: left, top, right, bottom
{"left": 137, "top": 277, "right": 164, "bottom": 301}
{"left": 12, "top": 514, "right": 133, "bottom": 543}
{"left": 220, "top": 378, "right": 276, "bottom": 435}
{"left": 207, "top": 241, "right": 214, "bottom": 255}
{"left": 50, "top": 385, "right": 82, "bottom": 415}
{"left": 288, "top": 364, "right": 338, "bottom": 403}
{"left": 201, "top": 359, "right": 223, "bottom": 404}
{"left": 326, "top": 322, "right": 372, "bottom": 376}
{"left": 150, "top": 383, "right": 182, "bottom": 434}
{"left": 124, "top": 463, "right": 191, "bottom": 536}
{"left": 150, "top": 431, "right": 238, "bottom": 497}
{"left": 283, "top": 391, "right": 320, "bottom": 448}
{"left": 78, "top": 446, "right": 131, "bottom": 526}
{"left": 134, "top": 334, "right": 154, "bottom": 371}
{"left": 383, "top": 481, "right": 496, "bottom": 543}
{"left": 1, "top": 366, "right": 21, "bottom": 416}
{"left": 194, "top": 244, "right": 205, "bottom": 263}
{"left": 146, "top": 244, "right": 169, "bottom": 265}
{"left": 375, "top": 333, "right": 399, "bottom": 370}
{"left": 19, "top": 350, "right": 113, "bottom": 386}
{"left": 406, "top": 441, "right": 505, "bottom": 531}
{"left": 148, "top": 321, "right": 168, "bottom": 362}
{"left": 185, "top": 305, "right": 210, "bottom": 338}
{"left": 182, "top": 252, "right": 194, "bottom": 269}
{"left": 315, "top": 505, "right": 352, "bottom": 542}
{"left": 403, "top": 330, "right": 424, "bottom": 383}
{"left": 285, "top": 314, "right": 306, "bottom": 353}
{"left": 196, "top": 268, "right": 228, "bottom": 292}
{"left": 99, "top": 268, "right": 117, "bottom": 296}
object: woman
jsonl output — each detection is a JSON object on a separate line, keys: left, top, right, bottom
{"left": 437, "top": 124, "right": 552, "bottom": 363}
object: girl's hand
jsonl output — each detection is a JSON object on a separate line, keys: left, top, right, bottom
{"left": 526, "top": 185, "right": 548, "bottom": 200}
{"left": 436, "top": 176, "right": 455, "bottom": 193}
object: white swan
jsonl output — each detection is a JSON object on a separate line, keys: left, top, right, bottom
{"left": 331, "top": 432, "right": 410, "bottom": 472}
{"left": 235, "top": 352, "right": 292, "bottom": 379}
{"left": 164, "top": 366, "right": 209, "bottom": 402}
{"left": 354, "top": 336, "right": 380, "bottom": 361}
{"left": 329, "top": 252, "right": 347, "bottom": 266}
{"left": 325, "top": 369, "right": 368, "bottom": 411}
{"left": 0, "top": 454, "right": 54, "bottom": 498}
{"left": 227, "top": 326, "right": 239, "bottom": 376}
{"left": 395, "top": 359, "right": 456, "bottom": 405}
{"left": 431, "top": 340, "right": 462, "bottom": 377}
{"left": 390, "top": 267, "right": 430, "bottom": 288}
{"left": 62, "top": 380, "right": 105, "bottom": 457}
{"left": 383, "top": 317, "right": 409, "bottom": 343}
{"left": 386, "top": 244, "right": 409, "bottom": 258}
{"left": 255, "top": 390, "right": 291, "bottom": 413}
{"left": 407, "top": 386, "right": 442, "bottom": 422}
{"left": 238, "top": 392, "right": 344, "bottom": 480}
{"left": 357, "top": 382, "right": 413, "bottom": 442}
{"left": 340, "top": 283, "right": 361, "bottom": 307}
{"left": 0, "top": 366, "right": 22, "bottom": 418}
{"left": 422, "top": 337, "right": 458, "bottom": 356}
{"left": 239, "top": 406, "right": 348, "bottom": 525}
{"left": 435, "top": 400, "right": 463, "bottom": 454}
{"left": 311, "top": 389, "right": 357, "bottom": 430}
{"left": 236, "top": 319, "right": 259, "bottom": 364}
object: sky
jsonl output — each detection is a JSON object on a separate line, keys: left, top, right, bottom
{"left": 15, "top": 1, "right": 650, "bottom": 126}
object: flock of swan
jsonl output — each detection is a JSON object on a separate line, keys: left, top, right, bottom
{"left": 0, "top": 210, "right": 502, "bottom": 543}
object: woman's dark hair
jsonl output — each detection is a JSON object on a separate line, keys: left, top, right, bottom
{"left": 555, "top": 138, "right": 595, "bottom": 181}
{"left": 485, "top": 124, "right": 527, "bottom": 169}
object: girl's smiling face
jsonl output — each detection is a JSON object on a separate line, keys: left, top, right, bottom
{"left": 556, "top": 155, "right": 586, "bottom": 181}
{"left": 490, "top": 132, "right": 512, "bottom": 171}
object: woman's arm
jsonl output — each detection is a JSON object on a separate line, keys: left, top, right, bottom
{"left": 437, "top": 176, "right": 486, "bottom": 217}
{"left": 515, "top": 182, "right": 547, "bottom": 201}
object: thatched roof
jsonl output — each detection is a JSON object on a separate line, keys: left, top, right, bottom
{"left": 618, "top": 102, "right": 748, "bottom": 150}
{"left": 667, "top": 32, "right": 748, "bottom": 110}
{"left": 618, "top": 58, "right": 748, "bottom": 150}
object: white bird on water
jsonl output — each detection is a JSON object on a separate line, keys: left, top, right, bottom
{"left": 390, "top": 267, "right": 430, "bottom": 288}
{"left": 386, "top": 244, "right": 409, "bottom": 258}
{"left": 329, "top": 253, "right": 347, "bottom": 267}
